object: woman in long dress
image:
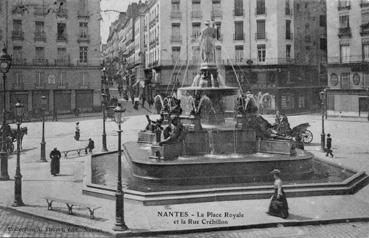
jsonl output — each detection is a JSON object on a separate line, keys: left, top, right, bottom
{"left": 267, "top": 169, "right": 289, "bottom": 218}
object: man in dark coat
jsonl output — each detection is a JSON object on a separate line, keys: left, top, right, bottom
{"left": 85, "top": 138, "right": 95, "bottom": 154}
{"left": 49, "top": 147, "right": 61, "bottom": 176}
{"left": 326, "top": 133, "right": 334, "bottom": 157}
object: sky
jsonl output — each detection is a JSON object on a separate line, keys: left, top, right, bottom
{"left": 100, "top": 0, "right": 140, "bottom": 44}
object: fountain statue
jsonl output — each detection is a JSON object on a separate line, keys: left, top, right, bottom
{"left": 199, "top": 20, "right": 218, "bottom": 65}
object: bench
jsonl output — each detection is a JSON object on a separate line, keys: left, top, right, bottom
{"left": 61, "top": 148, "right": 87, "bottom": 159}
{"left": 44, "top": 197, "right": 101, "bottom": 219}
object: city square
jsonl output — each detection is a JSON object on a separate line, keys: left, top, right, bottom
{"left": 1, "top": 0, "right": 369, "bottom": 237}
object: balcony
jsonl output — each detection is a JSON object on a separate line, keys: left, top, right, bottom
{"left": 286, "top": 32, "right": 293, "bottom": 40}
{"left": 12, "top": 31, "right": 24, "bottom": 41}
{"left": 13, "top": 58, "right": 27, "bottom": 65}
{"left": 360, "top": 23, "right": 369, "bottom": 36}
{"left": 170, "top": 10, "right": 182, "bottom": 19}
{"left": 234, "top": 33, "right": 245, "bottom": 41}
{"left": 56, "top": 9, "right": 68, "bottom": 18}
{"left": 34, "top": 83, "right": 46, "bottom": 89}
{"left": 361, "top": 0, "right": 369, "bottom": 8}
{"left": 285, "top": 8, "right": 292, "bottom": 15}
{"left": 338, "top": 27, "right": 352, "bottom": 38}
{"left": 338, "top": 1, "right": 350, "bottom": 10}
{"left": 55, "top": 57, "right": 71, "bottom": 66}
{"left": 78, "top": 82, "right": 90, "bottom": 89}
{"left": 255, "top": 32, "right": 266, "bottom": 40}
{"left": 170, "top": 35, "right": 182, "bottom": 43}
{"left": 56, "top": 83, "right": 69, "bottom": 89}
{"left": 191, "top": 10, "right": 202, "bottom": 19}
{"left": 34, "top": 31, "right": 46, "bottom": 42}
{"left": 34, "top": 7, "right": 47, "bottom": 16}
{"left": 256, "top": 7, "right": 266, "bottom": 15}
{"left": 233, "top": 9, "right": 244, "bottom": 17}
{"left": 33, "top": 58, "right": 48, "bottom": 65}
{"left": 211, "top": 9, "right": 223, "bottom": 19}
{"left": 12, "top": 83, "right": 24, "bottom": 90}
{"left": 77, "top": 60, "right": 88, "bottom": 66}
{"left": 77, "top": 10, "right": 90, "bottom": 18}
{"left": 56, "top": 34, "right": 68, "bottom": 42}
{"left": 77, "top": 34, "right": 90, "bottom": 43}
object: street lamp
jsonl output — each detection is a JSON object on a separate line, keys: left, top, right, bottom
{"left": 101, "top": 93, "right": 108, "bottom": 152}
{"left": 0, "top": 47, "right": 12, "bottom": 181}
{"left": 40, "top": 96, "right": 47, "bottom": 162}
{"left": 319, "top": 89, "right": 327, "bottom": 151}
{"left": 12, "top": 102, "right": 24, "bottom": 207}
{"left": 113, "top": 104, "right": 127, "bottom": 231}
{"left": 366, "top": 88, "right": 369, "bottom": 121}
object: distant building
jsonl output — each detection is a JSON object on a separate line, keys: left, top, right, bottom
{"left": 0, "top": 0, "right": 102, "bottom": 115}
{"left": 327, "top": 0, "right": 369, "bottom": 117}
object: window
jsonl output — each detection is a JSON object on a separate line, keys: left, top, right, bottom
{"left": 79, "top": 22, "right": 88, "bottom": 38}
{"left": 80, "top": 72, "right": 89, "bottom": 86}
{"left": 320, "top": 38, "right": 327, "bottom": 50}
{"left": 339, "top": 15, "right": 349, "bottom": 28}
{"left": 298, "top": 95, "right": 305, "bottom": 109}
{"left": 171, "top": 23, "right": 181, "bottom": 42}
{"left": 234, "top": 0, "right": 243, "bottom": 16}
{"left": 172, "top": 47, "right": 181, "bottom": 62}
{"left": 362, "top": 11, "right": 369, "bottom": 24}
{"left": 215, "top": 22, "right": 221, "bottom": 39}
{"left": 363, "top": 44, "right": 369, "bottom": 61}
{"left": 35, "top": 47, "right": 45, "bottom": 59}
{"left": 338, "top": 0, "right": 350, "bottom": 9}
{"left": 57, "top": 23, "right": 66, "bottom": 40}
{"left": 171, "top": 0, "right": 180, "bottom": 11}
{"left": 305, "top": 2, "right": 308, "bottom": 8}
{"left": 57, "top": 48, "right": 67, "bottom": 60}
{"left": 286, "top": 20, "right": 291, "bottom": 39}
{"left": 212, "top": 0, "right": 221, "bottom": 9}
{"left": 79, "top": 46, "right": 88, "bottom": 63}
{"left": 59, "top": 71, "right": 67, "bottom": 85}
{"left": 35, "top": 21, "right": 44, "bottom": 33}
{"left": 235, "top": 45, "right": 243, "bottom": 62}
{"left": 13, "top": 46, "right": 22, "bottom": 61}
{"left": 285, "top": 0, "right": 291, "bottom": 15}
{"left": 340, "top": 73, "right": 350, "bottom": 89}
{"left": 256, "top": 20, "right": 266, "bottom": 39}
{"left": 13, "top": 20, "right": 22, "bottom": 32}
{"left": 286, "top": 45, "right": 291, "bottom": 59}
{"left": 234, "top": 21, "right": 244, "bottom": 40}
{"left": 192, "top": 23, "right": 201, "bottom": 38}
{"left": 319, "top": 15, "right": 326, "bottom": 27}
{"left": 340, "top": 45, "right": 350, "bottom": 63}
{"left": 256, "top": 0, "right": 265, "bottom": 14}
{"left": 35, "top": 71, "right": 45, "bottom": 86}
{"left": 257, "top": 44, "right": 266, "bottom": 62}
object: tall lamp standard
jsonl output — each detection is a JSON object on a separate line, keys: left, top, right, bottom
{"left": 12, "top": 102, "right": 24, "bottom": 207}
{"left": 101, "top": 93, "right": 108, "bottom": 152}
{"left": 319, "top": 89, "right": 327, "bottom": 151}
{"left": 40, "top": 96, "right": 47, "bottom": 162}
{"left": 113, "top": 104, "right": 127, "bottom": 231}
{"left": 366, "top": 88, "right": 369, "bottom": 121}
{"left": 0, "top": 47, "right": 12, "bottom": 181}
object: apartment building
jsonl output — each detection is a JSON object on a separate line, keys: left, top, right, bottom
{"left": 141, "top": 0, "right": 327, "bottom": 114}
{"left": 327, "top": 0, "right": 369, "bottom": 117}
{"left": 0, "top": 0, "right": 101, "bottom": 115}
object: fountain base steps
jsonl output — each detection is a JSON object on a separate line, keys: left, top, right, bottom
{"left": 83, "top": 170, "right": 369, "bottom": 206}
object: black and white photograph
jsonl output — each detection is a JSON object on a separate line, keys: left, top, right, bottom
{"left": 0, "top": 0, "right": 369, "bottom": 237}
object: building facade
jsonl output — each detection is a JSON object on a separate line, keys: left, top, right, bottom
{"left": 327, "top": 0, "right": 369, "bottom": 117}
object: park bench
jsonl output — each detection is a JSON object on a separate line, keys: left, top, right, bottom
{"left": 61, "top": 148, "right": 87, "bottom": 159}
{"left": 43, "top": 196, "right": 101, "bottom": 219}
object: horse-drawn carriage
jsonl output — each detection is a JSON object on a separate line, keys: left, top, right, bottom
{"left": 273, "top": 121, "right": 313, "bottom": 144}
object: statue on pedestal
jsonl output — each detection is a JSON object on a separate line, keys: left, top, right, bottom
{"left": 199, "top": 20, "right": 218, "bottom": 64}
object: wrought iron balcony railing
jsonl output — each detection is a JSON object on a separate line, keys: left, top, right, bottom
{"left": 33, "top": 58, "right": 48, "bottom": 65}
{"left": 34, "top": 7, "right": 47, "bottom": 16}
{"left": 256, "top": 7, "right": 266, "bottom": 15}
{"left": 77, "top": 34, "right": 90, "bottom": 43}
{"left": 12, "top": 58, "right": 27, "bottom": 65}
{"left": 233, "top": 9, "right": 244, "bottom": 17}
{"left": 338, "top": 1, "right": 351, "bottom": 10}
{"left": 56, "top": 34, "right": 68, "bottom": 42}
{"left": 234, "top": 33, "right": 245, "bottom": 41}
{"left": 360, "top": 23, "right": 369, "bottom": 36}
{"left": 338, "top": 27, "right": 352, "bottom": 38}
{"left": 34, "top": 31, "right": 47, "bottom": 42}
{"left": 55, "top": 57, "right": 71, "bottom": 66}
{"left": 12, "top": 31, "right": 24, "bottom": 41}
{"left": 12, "top": 83, "right": 24, "bottom": 90}
{"left": 286, "top": 32, "right": 293, "bottom": 40}
{"left": 255, "top": 32, "right": 266, "bottom": 40}
{"left": 77, "top": 10, "right": 90, "bottom": 18}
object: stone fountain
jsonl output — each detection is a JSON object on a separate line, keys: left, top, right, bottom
{"left": 84, "top": 21, "right": 368, "bottom": 205}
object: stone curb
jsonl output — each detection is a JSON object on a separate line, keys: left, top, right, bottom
{"left": 2, "top": 204, "right": 369, "bottom": 238}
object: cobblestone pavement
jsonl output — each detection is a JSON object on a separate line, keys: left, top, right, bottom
{"left": 0, "top": 207, "right": 111, "bottom": 238}
{"left": 136, "top": 222, "right": 369, "bottom": 238}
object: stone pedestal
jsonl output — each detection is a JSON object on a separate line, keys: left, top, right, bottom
{"left": 150, "top": 143, "right": 183, "bottom": 160}
{"left": 138, "top": 131, "right": 156, "bottom": 144}
{"left": 258, "top": 139, "right": 296, "bottom": 155}
{"left": 0, "top": 152, "right": 9, "bottom": 181}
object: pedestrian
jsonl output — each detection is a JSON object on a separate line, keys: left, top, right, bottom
{"left": 326, "top": 133, "right": 334, "bottom": 158}
{"left": 74, "top": 122, "right": 80, "bottom": 141}
{"left": 267, "top": 169, "right": 289, "bottom": 219}
{"left": 49, "top": 147, "right": 61, "bottom": 176}
{"left": 85, "top": 138, "right": 95, "bottom": 154}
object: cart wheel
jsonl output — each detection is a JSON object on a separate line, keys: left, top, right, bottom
{"left": 302, "top": 130, "right": 313, "bottom": 144}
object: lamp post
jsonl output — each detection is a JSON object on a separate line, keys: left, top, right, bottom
{"left": 12, "top": 102, "right": 24, "bottom": 207}
{"left": 366, "top": 88, "right": 369, "bottom": 121}
{"left": 40, "top": 96, "right": 47, "bottom": 162}
{"left": 319, "top": 89, "right": 327, "bottom": 151}
{"left": 113, "top": 104, "right": 127, "bottom": 231}
{"left": 101, "top": 93, "right": 108, "bottom": 152}
{"left": 0, "top": 47, "right": 12, "bottom": 181}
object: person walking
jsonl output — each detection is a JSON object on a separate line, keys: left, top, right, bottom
{"left": 326, "top": 133, "right": 334, "bottom": 158}
{"left": 85, "top": 138, "right": 95, "bottom": 154}
{"left": 267, "top": 169, "right": 289, "bottom": 219}
{"left": 74, "top": 122, "right": 80, "bottom": 141}
{"left": 49, "top": 148, "right": 61, "bottom": 176}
